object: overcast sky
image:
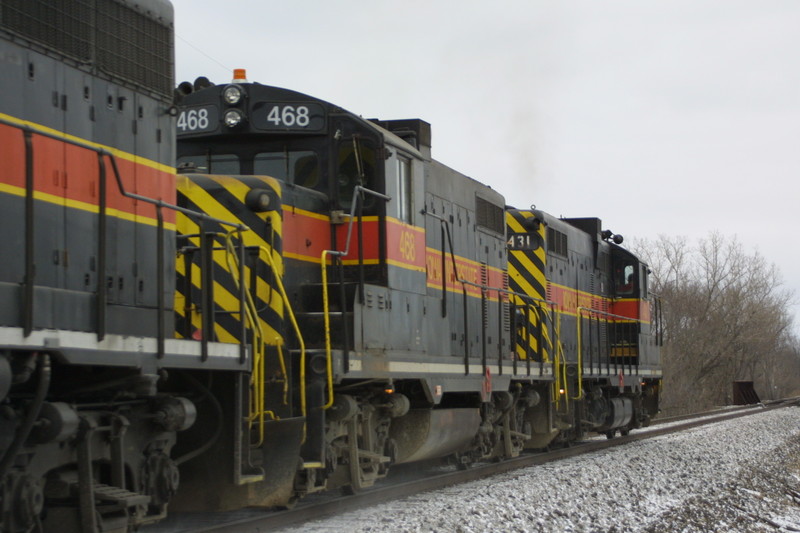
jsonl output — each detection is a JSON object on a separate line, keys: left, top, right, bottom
{"left": 171, "top": 1, "right": 800, "bottom": 326}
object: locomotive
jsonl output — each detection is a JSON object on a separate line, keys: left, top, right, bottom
{"left": 170, "top": 72, "right": 662, "bottom": 508}
{"left": 0, "top": 1, "right": 661, "bottom": 531}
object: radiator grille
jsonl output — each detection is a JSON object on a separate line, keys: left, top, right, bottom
{"left": 475, "top": 196, "right": 504, "bottom": 235}
{"left": 1, "top": 0, "right": 173, "bottom": 98}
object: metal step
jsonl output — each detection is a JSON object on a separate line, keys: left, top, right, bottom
{"left": 92, "top": 483, "right": 151, "bottom": 507}
{"left": 295, "top": 311, "right": 354, "bottom": 349}
{"left": 300, "top": 282, "right": 359, "bottom": 313}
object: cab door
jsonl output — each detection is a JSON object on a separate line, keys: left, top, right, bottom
{"left": 331, "top": 124, "right": 386, "bottom": 282}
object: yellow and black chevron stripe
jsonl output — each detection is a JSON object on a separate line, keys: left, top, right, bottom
{"left": 506, "top": 209, "right": 553, "bottom": 361}
{"left": 175, "top": 174, "right": 284, "bottom": 346}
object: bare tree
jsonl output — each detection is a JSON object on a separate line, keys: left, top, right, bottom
{"left": 633, "top": 233, "right": 798, "bottom": 415}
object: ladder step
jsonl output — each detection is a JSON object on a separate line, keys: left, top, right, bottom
{"left": 357, "top": 450, "right": 391, "bottom": 463}
{"left": 92, "top": 483, "right": 151, "bottom": 507}
{"left": 301, "top": 282, "right": 359, "bottom": 312}
{"left": 295, "top": 312, "right": 354, "bottom": 349}
{"left": 237, "top": 474, "right": 265, "bottom": 485}
{"left": 297, "top": 311, "right": 351, "bottom": 318}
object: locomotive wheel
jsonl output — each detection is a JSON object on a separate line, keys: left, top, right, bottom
{"left": 341, "top": 483, "right": 359, "bottom": 496}
{"left": 342, "top": 417, "right": 369, "bottom": 495}
{"left": 278, "top": 494, "right": 299, "bottom": 510}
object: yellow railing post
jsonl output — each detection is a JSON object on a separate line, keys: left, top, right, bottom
{"left": 222, "top": 232, "right": 270, "bottom": 445}
{"left": 319, "top": 251, "right": 336, "bottom": 410}
{"left": 244, "top": 245, "right": 306, "bottom": 424}
{"left": 573, "top": 307, "right": 587, "bottom": 401}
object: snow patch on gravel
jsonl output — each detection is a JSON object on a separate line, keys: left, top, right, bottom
{"left": 281, "top": 406, "right": 800, "bottom": 532}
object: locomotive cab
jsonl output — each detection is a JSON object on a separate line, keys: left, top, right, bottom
{"left": 610, "top": 246, "right": 660, "bottom": 371}
{"left": 609, "top": 247, "right": 649, "bottom": 363}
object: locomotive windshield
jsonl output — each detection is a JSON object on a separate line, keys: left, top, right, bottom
{"left": 178, "top": 142, "right": 322, "bottom": 188}
{"left": 178, "top": 153, "right": 240, "bottom": 174}
{"left": 255, "top": 150, "right": 320, "bottom": 188}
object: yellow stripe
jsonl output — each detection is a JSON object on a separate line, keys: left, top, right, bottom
{"left": 386, "top": 216, "right": 425, "bottom": 233}
{"left": 506, "top": 216, "right": 527, "bottom": 233}
{"left": 424, "top": 279, "right": 506, "bottom": 302}
{"left": 342, "top": 258, "right": 380, "bottom": 266}
{"left": 547, "top": 282, "right": 651, "bottom": 322}
{"left": 386, "top": 257, "right": 426, "bottom": 273}
{"left": 178, "top": 184, "right": 283, "bottom": 261}
{"left": 509, "top": 251, "right": 546, "bottom": 296}
{"left": 0, "top": 181, "right": 177, "bottom": 231}
{"left": 281, "top": 209, "right": 426, "bottom": 233}
{"left": 284, "top": 252, "right": 424, "bottom": 274}
{"left": 177, "top": 177, "right": 286, "bottom": 343}
{"left": 283, "top": 205, "right": 330, "bottom": 221}
{"left": 284, "top": 251, "right": 378, "bottom": 266}
{"left": 180, "top": 261, "right": 283, "bottom": 344}
{"left": 284, "top": 250, "right": 325, "bottom": 263}
{"left": 424, "top": 247, "right": 505, "bottom": 275}
{"left": 549, "top": 281, "right": 609, "bottom": 304}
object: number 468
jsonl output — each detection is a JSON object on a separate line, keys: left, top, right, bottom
{"left": 177, "top": 108, "right": 209, "bottom": 131}
{"left": 267, "top": 105, "right": 310, "bottom": 127}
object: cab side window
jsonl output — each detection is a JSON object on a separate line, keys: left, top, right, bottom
{"left": 615, "top": 261, "right": 636, "bottom": 296}
{"left": 337, "top": 139, "right": 375, "bottom": 210}
{"left": 397, "top": 156, "right": 412, "bottom": 224}
{"left": 640, "top": 265, "right": 649, "bottom": 298}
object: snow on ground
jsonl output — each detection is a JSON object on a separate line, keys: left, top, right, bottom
{"left": 281, "top": 406, "right": 800, "bottom": 532}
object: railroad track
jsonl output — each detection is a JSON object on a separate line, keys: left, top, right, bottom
{"left": 146, "top": 398, "right": 799, "bottom": 533}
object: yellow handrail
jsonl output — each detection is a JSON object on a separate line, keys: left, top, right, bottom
{"left": 256, "top": 245, "right": 307, "bottom": 418}
{"left": 319, "top": 251, "right": 337, "bottom": 410}
{"left": 571, "top": 305, "right": 585, "bottom": 401}
{"left": 552, "top": 311, "right": 570, "bottom": 412}
{"left": 221, "top": 232, "right": 273, "bottom": 446}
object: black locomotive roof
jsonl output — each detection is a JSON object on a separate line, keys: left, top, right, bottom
{"left": 177, "top": 81, "right": 349, "bottom": 118}
{"left": 175, "top": 78, "right": 424, "bottom": 158}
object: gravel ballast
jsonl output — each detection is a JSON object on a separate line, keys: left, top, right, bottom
{"left": 281, "top": 406, "right": 800, "bottom": 532}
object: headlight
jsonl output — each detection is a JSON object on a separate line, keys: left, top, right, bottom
{"left": 223, "top": 84, "right": 243, "bottom": 105}
{"left": 223, "top": 109, "right": 243, "bottom": 128}
{"left": 245, "top": 189, "right": 273, "bottom": 212}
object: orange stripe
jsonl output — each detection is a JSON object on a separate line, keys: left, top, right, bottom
{"left": 548, "top": 284, "right": 651, "bottom": 323}
{"left": 0, "top": 126, "right": 176, "bottom": 223}
{"left": 282, "top": 207, "right": 332, "bottom": 260}
{"left": 0, "top": 124, "right": 26, "bottom": 188}
{"left": 385, "top": 219, "right": 426, "bottom": 272}
{"left": 334, "top": 219, "right": 379, "bottom": 260}
{"left": 548, "top": 284, "right": 607, "bottom": 315}
{"left": 610, "top": 299, "right": 651, "bottom": 322}
{"left": 425, "top": 249, "right": 506, "bottom": 299}
{"left": 282, "top": 213, "right": 428, "bottom": 272}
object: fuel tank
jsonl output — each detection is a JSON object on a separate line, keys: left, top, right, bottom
{"left": 390, "top": 408, "right": 481, "bottom": 464}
